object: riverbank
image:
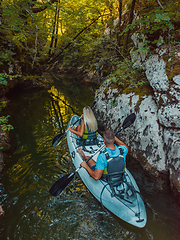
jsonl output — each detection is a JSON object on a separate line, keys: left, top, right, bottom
{"left": 0, "top": 75, "right": 52, "bottom": 176}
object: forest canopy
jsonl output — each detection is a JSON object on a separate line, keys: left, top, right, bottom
{"left": 0, "top": 0, "right": 179, "bottom": 78}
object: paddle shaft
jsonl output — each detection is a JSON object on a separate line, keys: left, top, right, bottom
{"left": 73, "top": 144, "right": 105, "bottom": 175}
{"left": 52, "top": 116, "right": 83, "bottom": 147}
{"left": 65, "top": 116, "right": 82, "bottom": 135}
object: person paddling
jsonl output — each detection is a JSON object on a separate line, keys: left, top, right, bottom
{"left": 68, "top": 106, "right": 98, "bottom": 140}
{"left": 78, "top": 129, "right": 128, "bottom": 180}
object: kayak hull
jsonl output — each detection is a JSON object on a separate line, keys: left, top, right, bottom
{"left": 67, "top": 115, "right": 147, "bottom": 228}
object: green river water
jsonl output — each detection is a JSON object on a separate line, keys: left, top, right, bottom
{"left": 0, "top": 73, "right": 180, "bottom": 240}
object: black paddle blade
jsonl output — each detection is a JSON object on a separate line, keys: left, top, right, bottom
{"left": 122, "top": 113, "right": 136, "bottom": 129}
{"left": 49, "top": 172, "right": 75, "bottom": 196}
{"left": 52, "top": 133, "right": 65, "bottom": 147}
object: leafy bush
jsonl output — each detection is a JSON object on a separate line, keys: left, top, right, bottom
{"left": 121, "top": 6, "right": 180, "bottom": 51}
{"left": 0, "top": 115, "right": 14, "bottom": 131}
{"left": 0, "top": 73, "right": 22, "bottom": 86}
{"left": 0, "top": 73, "right": 8, "bottom": 86}
{"left": 107, "top": 58, "right": 148, "bottom": 92}
{"left": 0, "top": 73, "right": 15, "bottom": 148}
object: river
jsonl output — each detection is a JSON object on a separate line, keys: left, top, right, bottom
{"left": 0, "top": 73, "right": 180, "bottom": 240}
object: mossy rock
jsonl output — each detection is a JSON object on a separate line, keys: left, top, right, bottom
{"left": 163, "top": 45, "right": 180, "bottom": 82}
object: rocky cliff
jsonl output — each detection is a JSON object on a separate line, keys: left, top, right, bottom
{"left": 93, "top": 41, "right": 180, "bottom": 200}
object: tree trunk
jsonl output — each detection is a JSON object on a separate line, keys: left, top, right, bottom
{"left": 117, "top": 0, "right": 122, "bottom": 47}
{"left": 0, "top": 0, "right": 2, "bottom": 26}
{"left": 49, "top": 7, "right": 58, "bottom": 57}
{"left": 124, "top": 0, "right": 136, "bottom": 52}
{"left": 54, "top": 5, "right": 60, "bottom": 49}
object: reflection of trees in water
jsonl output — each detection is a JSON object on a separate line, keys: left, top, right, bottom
{"left": 48, "top": 76, "right": 96, "bottom": 135}
{"left": 50, "top": 90, "right": 78, "bottom": 134}
{"left": 47, "top": 72, "right": 97, "bottom": 110}
{"left": 50, "top": 95, "right": 64, "bottom": 133}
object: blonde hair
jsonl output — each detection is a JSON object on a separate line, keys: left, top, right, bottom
{"left": 83, "top": 106, "right": 98, "bottom": 132}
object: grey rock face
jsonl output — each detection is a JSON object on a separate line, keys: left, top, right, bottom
{"left": 94, "top": 45, "right": 180, "bottom": 197}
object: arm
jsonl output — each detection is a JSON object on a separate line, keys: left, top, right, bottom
{"left": 80, "top": 161, "right": 103, "bottom": 180}
{"left": 0, "top": 206, "right": 4, "bottom": 216}
{"left": 68, "top": 120, "right": 85, "bottom": 137}
{"left": 114, "top": 136, "right": 128, "bottom": 151}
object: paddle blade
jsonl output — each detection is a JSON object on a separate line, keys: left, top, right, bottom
{"left": 52, "top": 133, "right": 65, "bottom": 147}
{"left": 122, "top": 113, "right": 136, "bottom": 129}
{"left": 49, "top": 173, "right": 75, "bottom": 196}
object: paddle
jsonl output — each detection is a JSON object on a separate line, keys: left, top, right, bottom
{"left": 49, "top": 113, "right": 136, "bottom": 196}
{"left": 52, "top": 117, "right": 81, "bottom": 147}
{"left": 52, "top": 101, "right": 96, "bottom": 147}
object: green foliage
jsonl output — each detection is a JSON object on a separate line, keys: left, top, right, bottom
{"left": 0, "top": 73, "right": 8, "bottom": 86}
{"left": 0, "top": 0, "right": 179, "bottom": 90}
{"left": 0, "top": 49, "right": 15, "bottom": 65}
{"left": 0, "top": 115, "right": 14, "bottom": 131}
{"left": 130, "top": 40, "right": 150, "bottom": 55}
{"left": 0, "top": 0, "right": 116, "bottom": 70}
{"left": 107, "top": 59, "right": 148, "bottom": 92}
{"left": 121, "top": 2, "right": 180, "bottom": 53}
{"left": 0, "top": 73, "right": 22, "bottom": 86}
{"left": 0, "top": 0, "right": 52, "bottom": 70}
{"left": 110, "top": 99, "right": 118, "bottom": 107}
{"left": 122, "top": 10, "right": 174, "bottom": 36}
{"left": 55, "top": 0, "right": 180, "bottom": 86}
{"left": 0, "top": 101, "right": 8, "bottom": 111}
{"left": 0, "top": 72, "right": 19, "bottom": 137}
{"left": 0, "top": 100, "right": 14, "bottom": 132}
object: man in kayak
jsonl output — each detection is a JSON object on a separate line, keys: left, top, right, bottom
{"left": 78, "top": 129, "right": 128, "bottom": 180}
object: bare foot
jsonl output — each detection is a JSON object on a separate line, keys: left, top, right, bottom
{"left": 78, "top": 147, "right": 86, "bottom": 160}
{"left": 0, "top": 206, "right": 4, "bottom": 216}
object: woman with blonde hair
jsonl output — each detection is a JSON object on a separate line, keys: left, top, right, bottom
{"left": 68, "top": 106, "right": 98, "bottom": 140}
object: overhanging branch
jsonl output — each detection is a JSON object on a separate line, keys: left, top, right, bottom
{"left": 48, "top": 15, "right": 104, "bottom": 65}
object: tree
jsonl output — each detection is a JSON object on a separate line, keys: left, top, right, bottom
{"left": 0, "top": 0, "right": 179, "bottom": 79}
{"left": 117, "top": 0, "right": 122, "bottom": 47}
{"left": 124, "top": 0, "right": 136, "bottom": 52}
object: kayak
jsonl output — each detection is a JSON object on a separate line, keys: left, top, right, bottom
{"left": 67, "top": 115, "right": 147, "bottom": 228}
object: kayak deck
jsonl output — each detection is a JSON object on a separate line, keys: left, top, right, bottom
{"left": 67, "top": 115, "right": 147, "bottom": 228}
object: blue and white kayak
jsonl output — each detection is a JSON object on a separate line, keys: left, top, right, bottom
{"left": 67, "top": 115, "right": 147, "bottom": 228}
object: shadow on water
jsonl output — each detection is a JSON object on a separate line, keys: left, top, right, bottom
{"left": 0, "top": 73, "right": 180, "bottom": 240}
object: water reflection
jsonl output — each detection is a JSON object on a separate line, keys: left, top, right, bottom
{"left": 49, "top": 86, "right": 77, "bottom": 134}
{"left": 0, "top": 74, "right": 180, "bottom": 240}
